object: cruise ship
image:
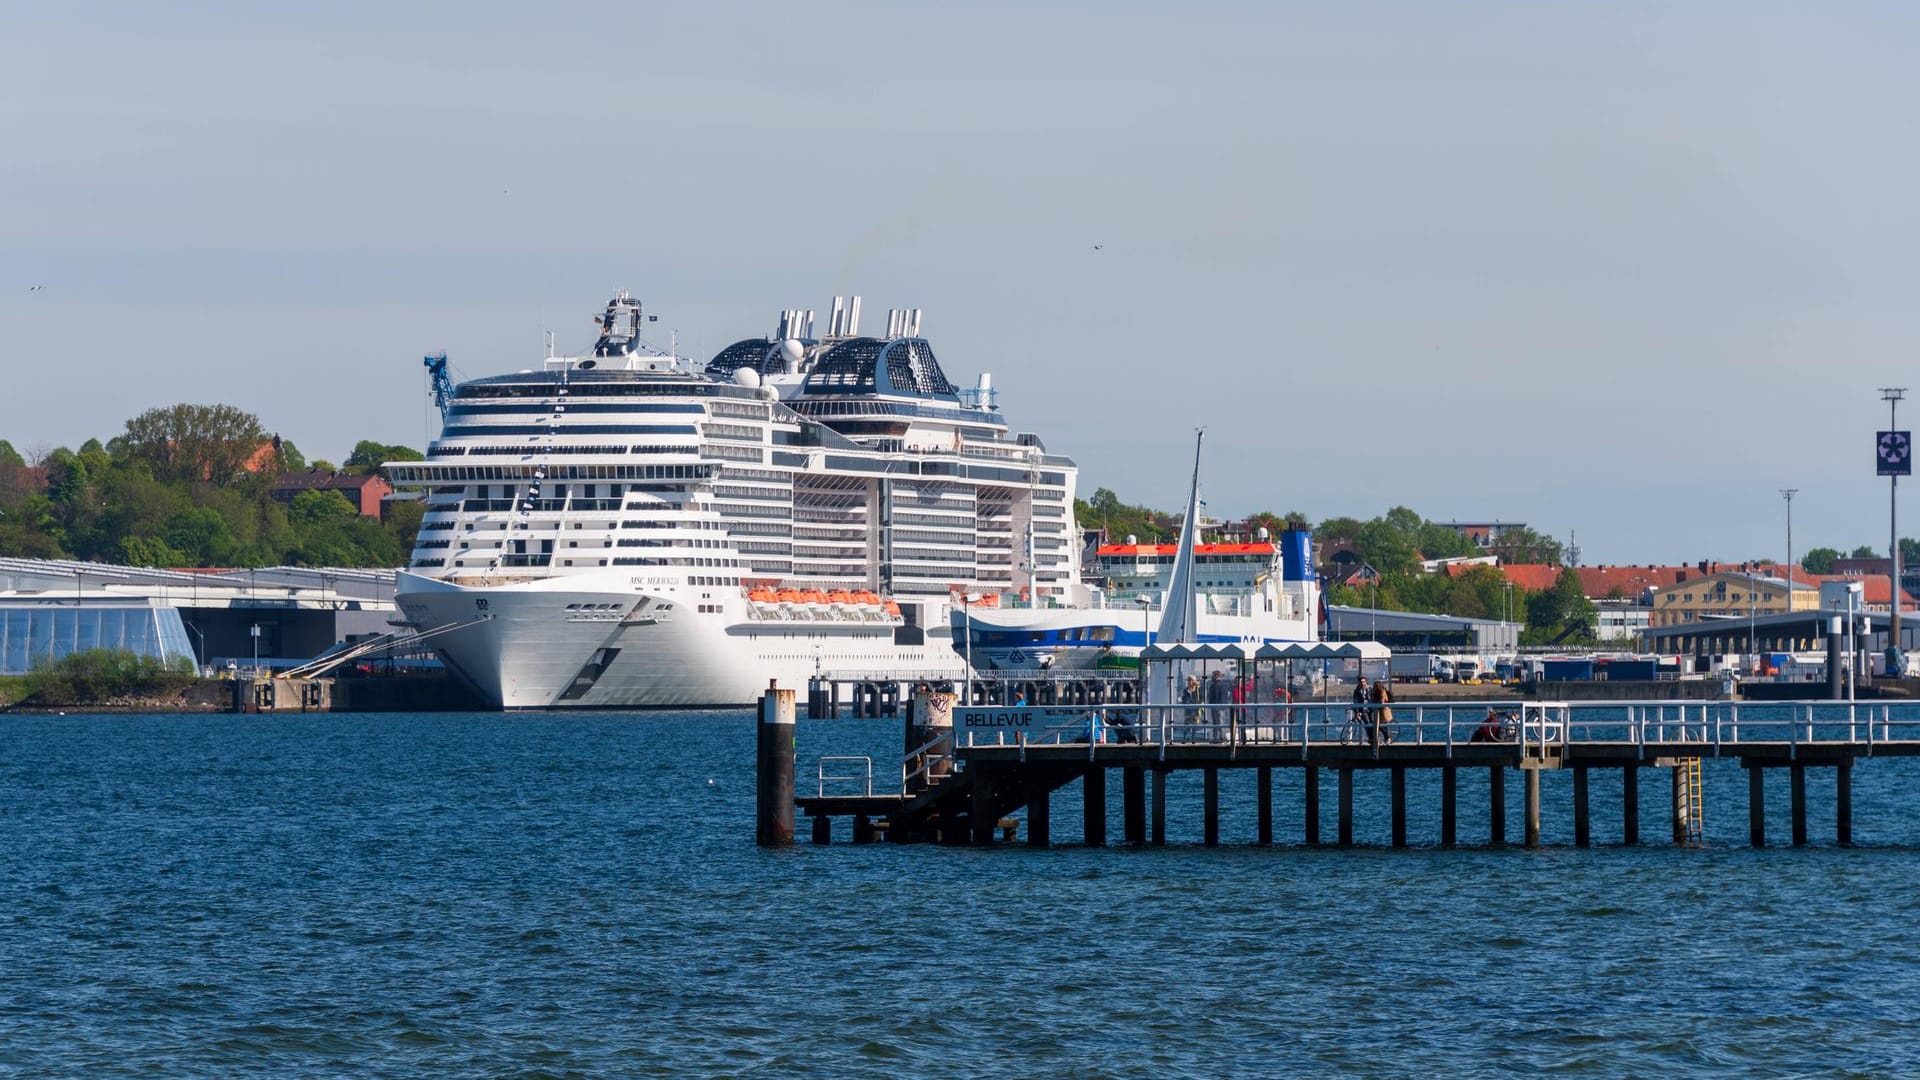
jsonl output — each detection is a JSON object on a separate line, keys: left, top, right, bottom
{"left": 386, "top": 292, "right": 1081, "bottom": 708}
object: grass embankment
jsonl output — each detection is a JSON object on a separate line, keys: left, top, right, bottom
{"left": 4, "top": 649, "right": 198, "bottom": 709}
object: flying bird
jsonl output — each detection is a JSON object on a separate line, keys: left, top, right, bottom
{"left": 1091, "top": 244, "right": 1103, "bottom": 251}
{"left": 28, "top": 285, "right": 46, "bottom": 291}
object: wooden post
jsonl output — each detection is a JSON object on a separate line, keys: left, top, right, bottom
{"left": 755, "top": 684, "right": 796, "bottom": 847}
{"left": 1338, "top": 768, "right": 1355, "bottom": 847}
{"left": 1151, "top": 768, "right": 1167, "bottom": 847}
{"left": 1572, "top": 766, "right": 1590, "bottom": 848}
{"left": 811, "top": 815, "right": 831, "bottom": 845}
{"left": 1523, "top": 767, "right": 1541, "bottom": 849}
{"left": 1303, "top": 766, "right": 1321, "bottom": 846}
{"left": 1027, "top": 777, "right": 1050, "bottom": 848}
{"left": 1440, "top": 766, "right": 1457, "bottom": 847}
{"left": 1391, "top": 767, "right": 1408, "bottom": 848}
{"left": 1622, "top": 766, "right": 1640, "bottom": 846}
{"left": 1123, "top": 767, "right": 1146, "bottom": 845}
{"left": 971, "top": 767, "right": 997, "bottom": 845}
{"left": 1790, "top": 764, "right": 1807, "bottom": 847}
{"left": 1748, "top": 764, "right": 1765, "bottom": 848}
{"left": 1203, "top": 767, "right": 1220, "bottom": 847}
{"left": 853, "top": 815, "right": 875, "bottom": 844}
{"left": 1083, "top": 767, "right": 1107, "bottom": 847}
{"left": 1256, "top": 766, "right": 1273, "bottom": 846}
{"left": 1488, "top": 767, "right": 1506, "bottom": 846}
{"left": 1836, "top": 761, "right": 1853, "bottom": 847}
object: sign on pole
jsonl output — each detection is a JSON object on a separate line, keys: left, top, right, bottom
{"left": 1878, "top": 430, "right": 1911, "bottom": 476}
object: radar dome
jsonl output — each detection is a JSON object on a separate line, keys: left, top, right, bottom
{"left": 733, "top": 367, "right": 763, "bottom": 388}
{"left": 779, "top": 338, "right": 806, "bottom": 365}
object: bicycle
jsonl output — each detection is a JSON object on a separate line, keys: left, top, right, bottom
{"left": 1340, "top": 707, "right": 1398, "bottom": 747}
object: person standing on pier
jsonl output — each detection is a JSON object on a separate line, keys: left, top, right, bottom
{"left": 1369, "top": 678, "right": 1394, "bottom": 746}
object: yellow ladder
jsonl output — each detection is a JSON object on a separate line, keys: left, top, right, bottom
{"left": 1676, "top": 757, "right": 1704, "bottom": 844}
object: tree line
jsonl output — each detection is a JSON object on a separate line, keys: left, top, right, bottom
{"left": 1075, "top": 488, "right": 1592, "bottom": 642}
{"left": 0, "top": 403, "right": 423, "bottom": 568}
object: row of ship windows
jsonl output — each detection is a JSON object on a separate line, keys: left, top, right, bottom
{"left": 612, "top": 558, "right": 744, "bottom": 567}
{"left": 431, "top": 444, "right": 701, "bottom": 458}
{"left": 447, "top": 403, "right": 704, "bottom": 418}
{"left": 392, "top": 463, "right": 719, "bottom": 481}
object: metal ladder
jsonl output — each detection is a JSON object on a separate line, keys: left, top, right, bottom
{"left": 1676, "top": 756, "right": 1704, "bottom": 844}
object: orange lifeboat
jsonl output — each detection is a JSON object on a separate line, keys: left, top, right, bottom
{"left": 883, "top": 601, "right": 902, "bottom": 617}
{"left": 776, "top": 589, "right": 802, "bottom": 604}
{"left": 976, "top": 593, "right": 1000, "bottom": 608}
{"left": 827, "top": 590, "right": 854, "bottom": 605}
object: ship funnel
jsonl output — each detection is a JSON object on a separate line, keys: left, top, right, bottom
{"left": 804, "top": 309, "right": 815, "bottom": 339}
{"left": 829, "top": 296, "right": 845, "bottom": 337}
{"left": 846, "top": 296, "right": 861, "bottom": 337}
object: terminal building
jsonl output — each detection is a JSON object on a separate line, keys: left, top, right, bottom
{"left": 0, "top": 558, "right": 399, "bottom": 676}
{"left": 1326, "top": 605, "right": 1520, "bottom": 652}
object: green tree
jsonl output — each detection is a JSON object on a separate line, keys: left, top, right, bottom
{"left": 0, "top": 440, "right": 25, "bottom": 469}
{"left": 1850, "top": 545, "right": 1878, "bottom": 560}
{"left": 343, "top": 440, "right": 424, "bottom": 476}
{"left": 119, "top": 403, "right": 269, "bottom": 483}
{"left": 1803, "top": 547, "right": 1842, "bottom": 574}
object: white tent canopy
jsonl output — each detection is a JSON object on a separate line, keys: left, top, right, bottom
{"left": 1255, "top": 641, "right": 1390, "bottom": 662}
{"left": 1141, "top": 640, "right": 1392, "bottom": 664}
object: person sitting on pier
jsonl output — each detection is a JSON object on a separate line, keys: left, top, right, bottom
{"left": 1471, "top": 708, "right": 1517, "bottom": 743}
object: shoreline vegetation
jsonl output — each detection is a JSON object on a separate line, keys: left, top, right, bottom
{"left": 0, "top": 403, "right": 422, "bottom": 569}
{"left": 0, "top": 649, "right": 221, "bottom": 711}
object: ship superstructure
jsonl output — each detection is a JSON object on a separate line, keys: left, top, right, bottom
{"left": 387, "top": 293, "right": 1080, "bottom": 708}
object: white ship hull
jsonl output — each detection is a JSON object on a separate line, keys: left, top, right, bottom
{"left": 398, "top": 571, "right": 965, "bottom": 709}
{"left": 958, "top": 604, "right": 1317, "bottom": 672}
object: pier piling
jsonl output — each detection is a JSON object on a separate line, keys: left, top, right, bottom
{"left": 1489, "top": 768, "right": 1506, "bottom": 846}
{"left": 1026, "top": 778, "right": 1050, "bottom": 848}
{"left": 1573, "top": 766, "right": 1590, "bottom": 848}
{"left": 1791, "top": 764, "right": 1808, "bottom": 847}
{"left": 1203, "top": 768, "right": 1220, "bottom": 846}
{"left": 1440, "top": 766, "right": 1457, "bottom": 847}
{"left": 1622, "top": 766, "right": 1640, "bottom": 845}
{"left": 1837, "top": 761, "right": 1853, "bottom": 846}
{"left": 1123, "top": 767, "right": 1146, "bottom": 845}
{"left": 755, "top": 683, "right": 796, "bottom": 848}
{"left": 1083, "top": 768, "right": 1107, "bottom": 847}
{"left": 1671, "top": 767, "right": 1687, "bottom": 845}
{"left": 971, "top": 770, "right": 996, "bottom": 846}
{"left": 1303, "top": 766, "right": 1321, "bottom": 846}
{"left": 1523, "top": 767, "right": 1541, "bottom": 849}
{"left": 1337, "top": 768, "right": 1355, "bottom": 847}
{"left": 1391, "top": 767, "right": 1408, "bottom": 848}
{"left": 1748, "top": 764, "right": 1766, "bottom": 848}
{"left": 1151, "top": 768, "right": 1167, "bottom": 846}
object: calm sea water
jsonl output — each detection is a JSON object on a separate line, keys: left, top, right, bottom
{"left": 5, "top": 710, "right": 1920, "bottom": 1076}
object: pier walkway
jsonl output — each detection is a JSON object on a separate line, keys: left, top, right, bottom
{"left": 787, "top": 699, "right": 1920, "bottom": 849}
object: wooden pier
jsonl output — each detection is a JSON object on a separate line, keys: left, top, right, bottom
{"left": 777, "top": 697, "right": 1919, "bottom": 849}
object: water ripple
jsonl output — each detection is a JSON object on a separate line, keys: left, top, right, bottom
{"left": 5, "top": 711, "right": 1920, "bottom": 1074}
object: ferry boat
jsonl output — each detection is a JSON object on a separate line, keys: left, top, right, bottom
{"left": 386, "top": 293, "right": 1080, "bottom": 708}
{"left": 953, "top": 528, "right": 1322, "bottom": 671}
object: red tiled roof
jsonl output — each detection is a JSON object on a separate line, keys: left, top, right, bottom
{"left": 272, "top": 470, "right": 391, "bottom": 493}
{"left": 1803, "top": 573, "right": 1917, "bottom": 607}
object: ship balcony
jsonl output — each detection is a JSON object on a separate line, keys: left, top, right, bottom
{"left": 497, "top": 554, "right": 553, "bottom": 568}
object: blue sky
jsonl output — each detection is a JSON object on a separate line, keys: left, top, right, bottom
{"left": 5, "top": 1, "right": 1920, "bottom": 564}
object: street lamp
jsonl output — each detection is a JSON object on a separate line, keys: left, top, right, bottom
{"left": 1780, "top": 488, "right": 1798, "bottom": 604}
{"left": 1882, "top": 386, "right": 1908, "bottom": 674}
{"left": 250, "top": 622, "right": 261, "bottom": 677}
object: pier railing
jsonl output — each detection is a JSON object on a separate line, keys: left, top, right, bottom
{"left": 948, "top": 700, "right": 1920, "bottom": 762}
